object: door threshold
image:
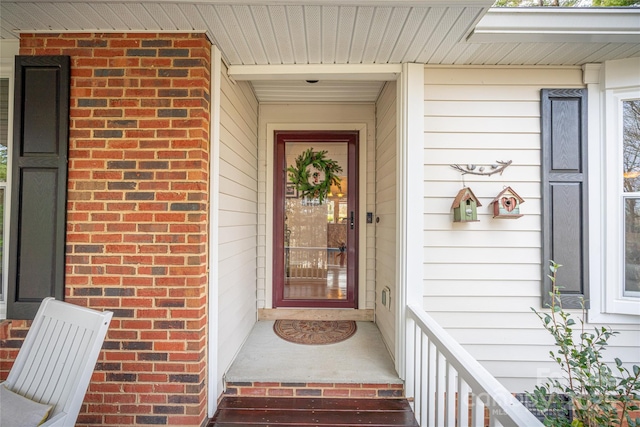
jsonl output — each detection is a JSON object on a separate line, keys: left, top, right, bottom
{"left": 258, "top": 308, "right": 373, "bottom": 321}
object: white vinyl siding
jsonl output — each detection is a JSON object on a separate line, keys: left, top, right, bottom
{"left": 258, "top": 103, "right": 376, "bottom": 310}
{"left": 375, "top": 81, "right": 397, "bottom": 359}
{"left": 422, "top": 66, "right": 640, "bottom": 392}
{"left": 217, "top": 63, "right": 259, "bottom": 382}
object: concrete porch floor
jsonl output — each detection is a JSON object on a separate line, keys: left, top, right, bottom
{"left": 225, "top": 321, "right": 402, "bottom": 385}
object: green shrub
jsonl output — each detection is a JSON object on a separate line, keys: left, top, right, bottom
{"left": 528, "top": 261, "right": 640, "bottom": 427}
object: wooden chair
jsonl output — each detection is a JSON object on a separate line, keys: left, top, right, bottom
{"left": 3, "top": 297, "right": 112, "bottom": 426}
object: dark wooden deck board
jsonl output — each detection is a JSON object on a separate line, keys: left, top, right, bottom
{"left": 209, "top": 397, "right": 419, "bottom": 427}
{"left": 217, "top": 397, "right": 412, "bottom": 411}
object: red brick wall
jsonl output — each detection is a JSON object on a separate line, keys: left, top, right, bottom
{"left": 2, "top": 33, "right": 211, "bottom": 427}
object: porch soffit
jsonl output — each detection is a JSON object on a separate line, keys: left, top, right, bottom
{"left": 1, "top": 2, "right": 639, "bottom": 101}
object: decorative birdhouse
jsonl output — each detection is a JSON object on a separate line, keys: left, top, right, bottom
{"left": 490, "top": 187, "right": 524, "bottom": 219}
{"left": 451, "top": 187, "right": 482, "bottom": 222}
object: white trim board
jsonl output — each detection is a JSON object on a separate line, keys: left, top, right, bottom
{"left": 207, "top": 45, "right": 222, "bottom": 418}
{"left": 228, "top": 64, "right": 402, "bottom": 82}
{"left": 469, "top": 8, "right": 640, "bottom": 44}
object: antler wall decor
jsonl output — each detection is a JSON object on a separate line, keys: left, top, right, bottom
{"left": 450, "top": 160, "right": 512, "bottom": 176}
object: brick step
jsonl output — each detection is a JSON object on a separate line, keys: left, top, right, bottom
{"left": 208, "top": 397, "right": 419, "bottom": 426}
{"left": 224, "top": 381, "right": 405, "bottom": 399}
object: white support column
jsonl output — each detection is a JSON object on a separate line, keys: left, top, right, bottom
{"left": 207, "top": 45, "right": 222, "bottom": 418}
{"left": 583, "top": 63, "right": 605, "bottom": 324}
{"left": 396, "top": 63, "right": 425, "bottom": 380}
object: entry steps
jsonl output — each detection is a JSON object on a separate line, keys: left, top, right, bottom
{"left": 208, "top": 397, "right": 419, "bottom": 427}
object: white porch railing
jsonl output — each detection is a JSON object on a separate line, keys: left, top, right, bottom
{"left": 406, "top": 304, "right": 544, "bottom": 427}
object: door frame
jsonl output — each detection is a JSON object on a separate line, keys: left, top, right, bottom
{"left": 272, "top": 130, "right": 359, "bottom": 308}
{"left": 264, "top": 122, "right": 369, "bottom": 311}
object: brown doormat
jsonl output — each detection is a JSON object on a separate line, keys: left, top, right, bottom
{"left": 273, "top": 320, "right": 357, "bottom": 345}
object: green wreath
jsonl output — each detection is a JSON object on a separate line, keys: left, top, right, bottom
{"left": 287, "top": 148, "right": 343, "bottom": 203}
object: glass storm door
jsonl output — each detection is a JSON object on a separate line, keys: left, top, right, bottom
{"left": 273, "top": 131, "right": 358, "bottom": 308}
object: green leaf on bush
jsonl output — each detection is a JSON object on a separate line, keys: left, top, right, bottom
{"left": 527, "top": 261, "right": 640, "bottom": 427}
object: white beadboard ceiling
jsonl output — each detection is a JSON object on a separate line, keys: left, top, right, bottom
{"left": 251, "top": 80, "right": 385, "bottom": 102}
{"left": 1, "top": 1, "right": 639, "bottom": 102}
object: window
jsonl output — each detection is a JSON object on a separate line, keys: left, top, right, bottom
{"left": 0, "top": 66, "right": 12, "bottom": 320}
{"left": 0, "top": 42, "right": 18, "bottom": 320}
{"left": 601, "top": 89, "right": 640, "bottom": 317}
{"left": 623, "top": 100, "right": 640, "bottom": 298}
{"left": 588, "top": 57, "right": 640, "bottom": 321}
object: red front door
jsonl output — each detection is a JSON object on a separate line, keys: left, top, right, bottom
{"left": 273, "top": 131, "right": 359, "bottom": 308}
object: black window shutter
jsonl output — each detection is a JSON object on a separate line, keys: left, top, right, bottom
{"left": 541, "top": 88, "right": 588, "bottom": 309}
{"left": 7, "top": 56, "right": 69, "bottom": 319}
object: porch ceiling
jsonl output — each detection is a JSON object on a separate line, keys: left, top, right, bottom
{"left": 2, "top": 1, "right": 639, "bottom": 102}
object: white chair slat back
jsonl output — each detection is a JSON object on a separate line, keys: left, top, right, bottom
{"left": 5, "top": 298, "right": 112, "bottom": 426}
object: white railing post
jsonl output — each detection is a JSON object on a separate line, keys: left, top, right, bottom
{"left": 419, "top": 333, "right": 428, "bottom": 426}
{"left": 436, "top": 350, "right": 445, "bottom": 426}
{"left": 413, "top": 327, "right": 423, "bottom": 422}
{"left": 458, "top": 379, "right": 470, "bottom": 427}
{"left": 405, "top": 316, "right": 416, "bottom": 408}
{"left": 446, "top": 362, "right": 456, "bottom": 427}
{"left": 426, "top": 340, "right": 436, "bottom": 427}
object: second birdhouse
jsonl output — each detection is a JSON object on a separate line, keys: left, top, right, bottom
{"left": 490, "top": 187, "right": 524, "bottom": 219}
{"left": 451, "top": 187, "right": 481, "bottom": 222}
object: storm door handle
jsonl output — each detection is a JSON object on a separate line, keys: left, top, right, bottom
{"left": 350, "top": 211, "right": 354, "bottom": 230}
